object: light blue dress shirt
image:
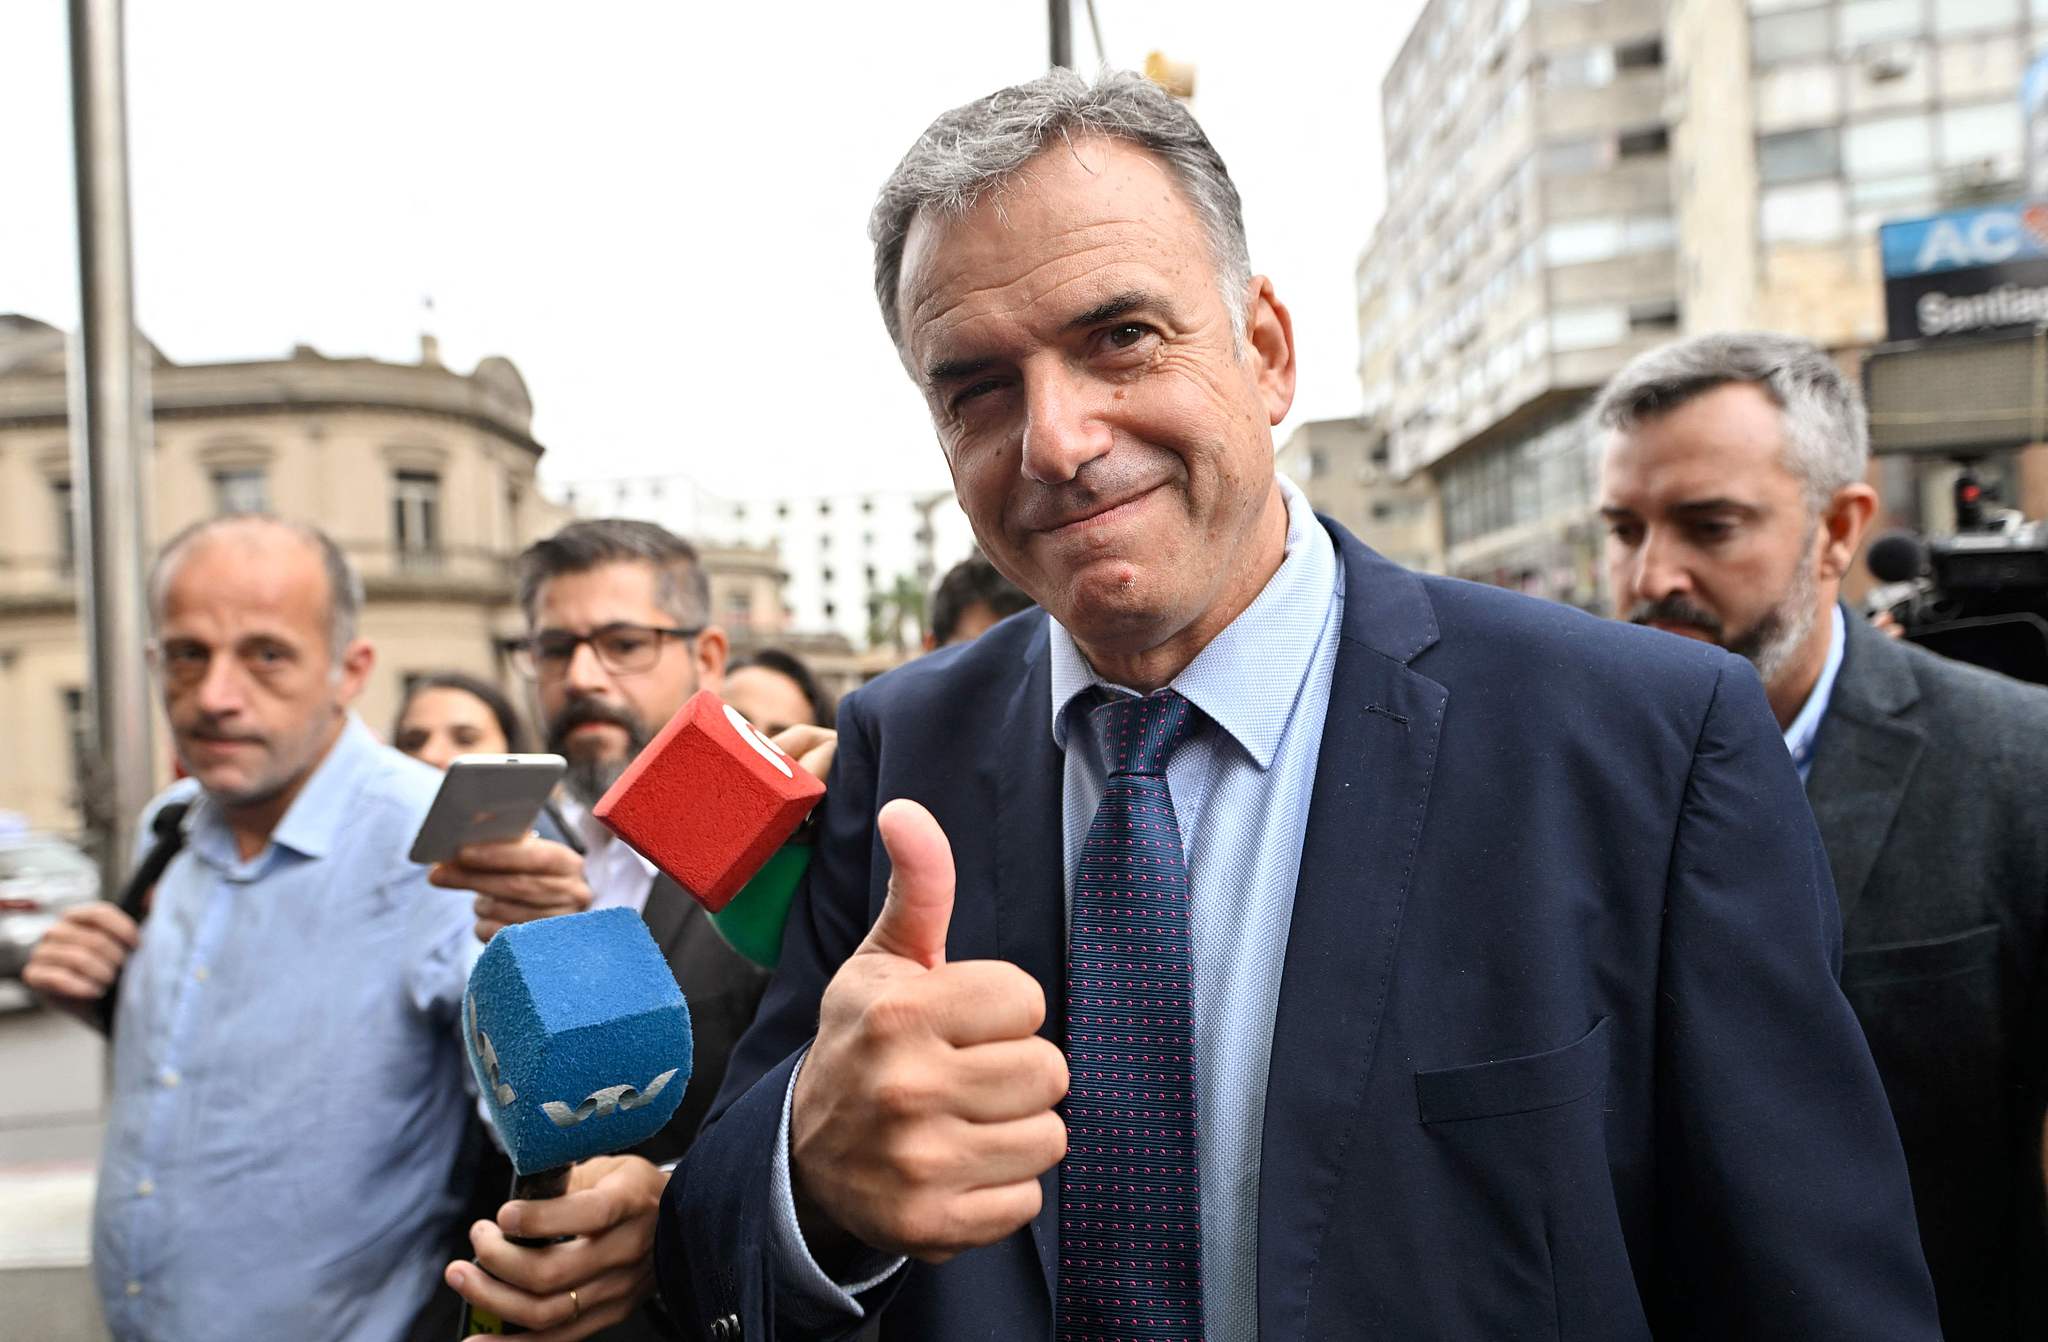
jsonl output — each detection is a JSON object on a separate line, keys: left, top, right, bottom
{"left": 94, "top": 715, "right": 477, "bottom": 1342}
{"left": 1783, "top": 604, "right": 1847, "bottom": 782}
{"left": 771, "top": 476, "right": 1344, "bottom": 1341}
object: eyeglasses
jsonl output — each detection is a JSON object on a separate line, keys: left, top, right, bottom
{"left": 511, "top": 622, "right": 702, "bottom": 680}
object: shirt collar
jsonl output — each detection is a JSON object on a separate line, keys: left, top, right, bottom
{"left": 186, "top": 712, "right": 384, "bottom": 866}
{"left": 1048, "top": 474, "right": 1339, "bottom": 770}
{"left": 1782, "top": 603, "right": 1846, "bottom": 774}
{"left": 556, "top": 793, "right": 659, "bottom": 879}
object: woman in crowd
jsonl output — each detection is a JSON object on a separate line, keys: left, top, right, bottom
{"left": 723, "top": 648, "right": 835, "bottom": 735}
{"left": 392, "top": 671, "right": 527, "bottom": 770}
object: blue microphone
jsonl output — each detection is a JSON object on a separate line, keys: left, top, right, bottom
{"left": 459, "top": 906, "right": 693, "bottom": 1335}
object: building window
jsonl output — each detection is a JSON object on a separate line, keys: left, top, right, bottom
{"left": 1614, "top": 36, "right": 1663, "bottom": 69}
{"left": 1840, "top": 0, "right": 1923, "bottom": 45}
{"left": 1932, "top": 0, "right": 2018, "bottom": 35}
{"left": 212, "top": 467, "right": 268, "bottom": 516}
{"left": 821, "top": 566, "right": 835, "bottom": 585}
{"left": 1752, "top": 8, "right": 1832, "bottom": 63}
{"left": 818, "top": 500, "right": 832, "bottom": 517}
{"left": 1939, "top": 100, "right": 2022, "bottom": 175}
{"left": 393, "top": 470, "right": 441, "bottom": 561}
{"left": 1845, "top": 112, "right": 1934, "bottom": 179}
{"left": 1540, "top": 135, "right": 1608, "bottom": 175}
{"left": 1760, "top": 179, "right": 1848, "bottom": 242}
{"left": 1758, "top": 126, "right": 1841, "bottom": 182}
{"left": 1548, "top": 305, "right": 1628, "bottom": 352}
{"left": 1628, "top": 299, "right": 1682, "bottom": 333}
{"left": 52, "top": 478, "right": 75, "bottom": 576}
{"left": 1617, "top": 126, "right": 1669, "bottom": 158}
{"left": 775, "top": 501, "right": 789, "bottom": 520}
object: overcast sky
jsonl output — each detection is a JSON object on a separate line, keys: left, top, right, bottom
{"left": 1, "top": 2, "right": 1424, "bottom": 502}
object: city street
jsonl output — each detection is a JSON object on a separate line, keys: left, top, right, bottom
{"left": 0, "top": 985, "right": 110, "bottom": 1341}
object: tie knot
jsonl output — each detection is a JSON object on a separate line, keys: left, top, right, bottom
{"left": 1088, "top": 689, "right": 1199, "bottom": 778}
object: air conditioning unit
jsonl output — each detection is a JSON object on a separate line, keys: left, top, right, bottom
{"left": 1862, "top": 41, "right": 1916, "bottom": 82}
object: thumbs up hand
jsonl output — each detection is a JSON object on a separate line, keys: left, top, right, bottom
{"left": 789, "top": 799, "right": 1069, "bottom": 1265}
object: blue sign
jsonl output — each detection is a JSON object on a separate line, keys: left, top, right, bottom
{"left": 1879, "top": 201, "right": 2048, "bottom": 280}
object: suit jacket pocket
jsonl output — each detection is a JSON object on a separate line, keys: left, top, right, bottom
{"left": 1840, "top": 921, "right": 1999, "bottom": 989}
{"left": 1415, "top": 1016, "right": 1612, "bottom": 1124}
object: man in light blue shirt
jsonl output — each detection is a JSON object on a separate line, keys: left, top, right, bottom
{"left": 24, "top": 515, "right": 474, "bottom": 1341}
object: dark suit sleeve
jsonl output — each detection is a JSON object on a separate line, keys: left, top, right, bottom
{"left": 655, "top": 689, "right": 898, "bottom": 1340}
{"left": 1649, "top": 657, "right": 1939, "bottom": 1339}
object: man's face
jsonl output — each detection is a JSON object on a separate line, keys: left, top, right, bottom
{"left": 531, "top": 561, "right": 724, "bottom": 806}
{"left": 152, "top": 528, "right": 367, "bottom": 809}
{"left": 1599, "top": 382, "right": 1826, "bottom": 686}
{"left": 895, "top": 135, "right": 1295, "bottom": 663}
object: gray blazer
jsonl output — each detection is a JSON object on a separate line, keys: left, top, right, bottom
{"left": 1807, "top": 608, "right": 2048, "bottom": 1341}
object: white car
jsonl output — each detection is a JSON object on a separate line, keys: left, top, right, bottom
{"left": 0, "top": 814, "right": 100, "bottom": 989}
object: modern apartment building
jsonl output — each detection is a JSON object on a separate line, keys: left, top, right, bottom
{"left": 1276, "top": 417, "right": 1445, "bottom": 573}
{"left": 1361, "top": 0, "right": 2047, "bottom": 602}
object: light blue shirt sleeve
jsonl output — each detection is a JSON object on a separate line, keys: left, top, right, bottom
{"left": 768, "top": 1048, "right": 908, "bottom": 1325}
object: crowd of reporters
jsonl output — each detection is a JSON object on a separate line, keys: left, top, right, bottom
{"left": 18, "top": 64, "right": 2048, "bottom": 1342}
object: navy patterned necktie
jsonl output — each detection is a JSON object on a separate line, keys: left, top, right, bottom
{"left": 1059, "top": 688, "right": 1205, "bottom": 1342}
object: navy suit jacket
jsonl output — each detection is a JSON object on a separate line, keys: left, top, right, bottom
{"left": 657, "top": 522, "right": 1938, "bottom": 1340}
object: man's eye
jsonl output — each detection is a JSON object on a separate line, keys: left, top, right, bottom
{"left": 951, "top": 379, "right": 1004, "bottom": 411}
{"left": 600, "top": 633, "right": 652, "bottom": 658}
{"left": 1689, "top": 520, "right": 1735, "bottom": 543}
{"left": 1606, "top": 523, "right": 1642, "bottom": 545}
{"left": 1105, "top": 323, "right": 1151, "bottom": 349}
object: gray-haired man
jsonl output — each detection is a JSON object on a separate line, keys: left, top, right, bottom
{"left": 657, "top": 71, "right": 1938, "bottom": 1342}
{"left": 1597, "top": 331, "right": 2048, "bottom": 1339}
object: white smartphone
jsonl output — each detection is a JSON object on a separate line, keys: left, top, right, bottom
{"left": 408, "top": 753, "right": 568, "bottom": 865}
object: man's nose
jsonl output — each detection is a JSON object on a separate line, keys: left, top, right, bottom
{"left": 562, "top": 639, "right": 615, "bottom": 696}
{"left": 1630, "top": 529, "right": 1692, "bottom": 603}
{"left": 1019, "top": 364, "right": 1113, "bottom": 485}
{"left": 192, "top": 652, "right": 247, "bottom": 716}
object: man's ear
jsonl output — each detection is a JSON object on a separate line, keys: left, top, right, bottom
{"left": 1243, "top": 276, "right": 1297, "bottom": 428}
{"left": 1819, "top": 483, "right": 1881, "bottom": 583}
{"left": 333, "top": 638, "right": 375, "bottom": 705}
{"left": 694, "top": 625, "right": 730, "bottom": 696}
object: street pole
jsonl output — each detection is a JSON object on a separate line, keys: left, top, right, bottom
{"left": 1049, "top": 0, "right": 1072, "bottom": 68}
{"left": 68, "top": 0, "right": 156, "bottom": 888}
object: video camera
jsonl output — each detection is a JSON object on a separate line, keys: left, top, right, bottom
{"left": 1866, "top": 466, "right": 2048, "bottom": 686}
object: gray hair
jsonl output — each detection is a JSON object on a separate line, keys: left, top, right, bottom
{"left": 869, "top": 67, "right": 1255, "bottom": 356}
{"left": 148, "top": 515, "right": 362, "bottom": 665}
{"left": 1592, "top": 331, "right": 1869, "bottom": 510}
{"left": 515, "top": 518, "right": 710, "bottom": 630}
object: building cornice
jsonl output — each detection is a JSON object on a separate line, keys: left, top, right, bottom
{"left": 0, "top": 355, "right": 543, "bottom": 457}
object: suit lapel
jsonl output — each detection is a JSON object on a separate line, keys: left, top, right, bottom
{"left": 1257, "top": 525, "right": 1445, "bottom": 1342}
{"left": 987, "top": 619, "right": 1066, "bottom": 1299}
{"left": 1804, "top": 611, "right": 1924, "bottom": 928}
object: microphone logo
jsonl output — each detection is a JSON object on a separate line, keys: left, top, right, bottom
{"left": 540, "top": 1069, "right": 680, "bottom": 1128}
{"left": 467, "top": 993, "right": 516, "bottom": 1107}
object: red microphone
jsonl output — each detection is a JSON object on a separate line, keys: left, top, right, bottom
{"left": 593, "top": 689, "right": 825, "bottom": 913}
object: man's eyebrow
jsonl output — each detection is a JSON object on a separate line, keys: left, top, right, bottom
{"left": 1064, "top": 291, "right": 1156, "bottom": 332}
{"left": 1597, "top": 505, "right": 1637, "bottom": 521}
{"left": 1672, "top": 498, "right": 1762, "bottom": 517}
{"left": 924, "top": 355, "right": 993, "bottom": 390}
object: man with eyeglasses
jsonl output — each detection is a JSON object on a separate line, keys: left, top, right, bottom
{"left": 435, "top": 518, "right": 819, "bottom": 1339}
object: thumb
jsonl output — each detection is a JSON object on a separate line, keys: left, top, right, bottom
{"left": 865, "top": 799, "right": 956, "bottom": 969}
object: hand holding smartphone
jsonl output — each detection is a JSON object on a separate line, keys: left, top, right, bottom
{"left": 408, "top": 754, "right": 567, "bottom": 866}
